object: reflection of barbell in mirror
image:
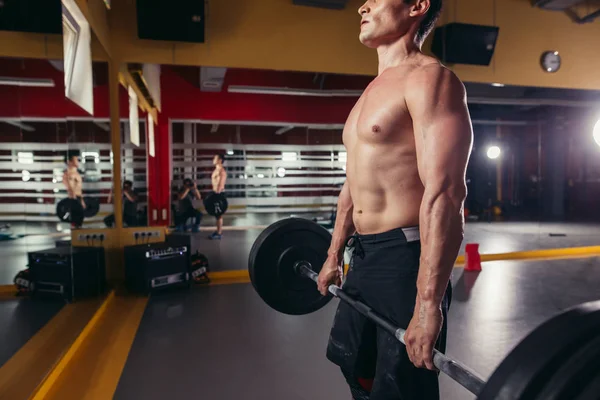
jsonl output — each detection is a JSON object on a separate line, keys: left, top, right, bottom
{"left": 56, "top": 197, "right": 100, "bottom": 225}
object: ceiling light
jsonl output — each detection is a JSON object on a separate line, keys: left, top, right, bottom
{"left": 0, "top": 77, "right": 55, "bottom": 87}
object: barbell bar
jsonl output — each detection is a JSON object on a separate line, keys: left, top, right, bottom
{"left": 295, "top": 261, "right": 485, "bottom": 396}
{"left": 248, "top": 217, "right": 600, "bottom": 399}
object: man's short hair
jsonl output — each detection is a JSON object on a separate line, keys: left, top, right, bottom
{"left": 124, "top": 180, "right": 133, "bottom": 187}
{"left": 216, "top": 153, "right": 225, "bottom": 162}
{"left": 183, "top": 178, "right": 193, "bottom": 186}
{"left": 64, "top": 150, "right": 80, "bottom": 164}
{"left": 407, "top": 0, "right": 443, "bottom": 44}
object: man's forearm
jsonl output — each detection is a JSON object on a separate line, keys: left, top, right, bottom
{"left": 179, "top": 188, "right": 190, "bottom": 200}
{"left": 327, "top": 183, "right": 355, "bottom": 263}
{"left": 124, "top": 191, "right": 137, "bottom": 202}
{"left": 417, "top": 189, "right": 465, "bottom": 310}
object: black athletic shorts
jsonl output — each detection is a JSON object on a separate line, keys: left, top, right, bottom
{"left": 325, "top": 226, "right": 452, "bottom": 400}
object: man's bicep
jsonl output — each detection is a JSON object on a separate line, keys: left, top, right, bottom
{"left": 409, "top": 68, "right": 472, "bottom": 189}
{"left": 422, "top": 107, "right": 472, "bottom": 189}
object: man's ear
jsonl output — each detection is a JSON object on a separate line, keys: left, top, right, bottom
{"left": 409, "top": 0, "right": 430, "bottom": 18}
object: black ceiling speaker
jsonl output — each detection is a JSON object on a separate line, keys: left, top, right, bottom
{"left": 136, "top": 0, "right": 205, "bottom": 43}
{"left": 431, "top": 23, "right": 500, "bottom": 66}
{"left": 0, "top": 0, "right": 62, "bottom": 34}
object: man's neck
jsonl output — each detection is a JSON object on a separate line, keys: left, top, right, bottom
{"left": 376, "top": 36, "right": 422, "bottom": 75}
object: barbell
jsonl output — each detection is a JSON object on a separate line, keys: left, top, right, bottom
{"left": 248, "top": 217, "right": 600, "bottom": 399}
{"left": 56, "top": 197, "right": 100, "bottom": 225}
{"left": 203, "top": 191, "right": 228, "bottom": 217}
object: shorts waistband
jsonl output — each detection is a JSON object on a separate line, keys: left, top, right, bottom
{"left": 354, "top": 226, "right": 420, "bottom": 243}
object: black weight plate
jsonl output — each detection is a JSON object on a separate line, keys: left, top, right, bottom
{"left": 203, "top": 192, "right": 228, "bottom": 217}
{"left": 534, "top": 333, "right": 600, "bottom": 400}
{"left": 478, "top": 300, "right": 600, "bottom": 400}
{"left": 56, "top": 198, "right": 71, "bottom": 222}
{"left": 56, "top": 198, "right": 84, "bottom": 224}
{"left": 575, "top": 367, "right": 600, "bottom": 400}
{"left": 248, "top": 217, "right": 333, "bottom": 316}
{"left": 82, "top": 196, "right": 100, "bottom": 218}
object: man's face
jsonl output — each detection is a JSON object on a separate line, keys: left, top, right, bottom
{"left": 213, "top": 155, "right": 220, "bottom": 166}
{"left": 358, "top": 0, "right": 413, "bottom": 48}
{"left": 123, "top": 183, "right": 132, "bottom": 191}
{"left": 70, "top": 156, "right": 80, "bottom": 168}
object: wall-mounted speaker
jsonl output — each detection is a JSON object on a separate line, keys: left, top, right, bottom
{"left": 136, "top": 0, "right": 205, "bottom": 43}
{"left": 431, "top": 23, "right": 500, "bottom": 66}
{"left": 0, "top": 0, "right": 62, "bottom": 34}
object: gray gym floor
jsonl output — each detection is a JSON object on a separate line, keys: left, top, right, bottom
{"left": 114, "top": 257, "right": 600, "bottom": 400}
{"left": 0, "top": 297, "right": 64, "bottom": 368}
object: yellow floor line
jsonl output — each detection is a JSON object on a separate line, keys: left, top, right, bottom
{"left": 454, "top": 245, "right": 600, "bottom": 265}
{"left": 208, "top": 276, "right": 251, "bottom": 286}
{"left": 208, "top": 270, "right": 251, "bottom": 280}
{"left": 40, "top": 293, "right": 149, "bottom": 400}
{"left": 0, "top": 297, "right": 104, "bottom": 400}
{"left": 29, "top": 290, "right": 116, "bottom": 400}
{"left": 0, "top": 284, "right": 15, "bottom": 295}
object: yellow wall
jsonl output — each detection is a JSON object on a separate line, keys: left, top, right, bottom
{"left": 110, "top": 0, "right": 374, "bottom": 72}
{"left": 0, "top": 0, "right": 110, "bottom": 61}
{"left": 109, "top": 0, "right": 600, "bottom": 90}
{"left": 0, "top": 31, "right": 109, "bottom": 61}
{"left": 0, "top": 31, "right": 63, "bottom": 60}
{"left": 1, "top": 0, "right": 600, "bottom": 90}
{"left": 440, "top": 0, "right": 600, "bottom": 90}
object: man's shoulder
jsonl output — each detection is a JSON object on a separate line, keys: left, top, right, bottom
{"left": 404, "top": 62, "right": 466, "bottom": 108}
{"left": 408, "top": 62, "right": 465, "bottom": 94}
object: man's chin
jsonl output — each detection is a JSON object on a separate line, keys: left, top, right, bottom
{"left": 359, "top": 38, "right": 378, "bottom": 48}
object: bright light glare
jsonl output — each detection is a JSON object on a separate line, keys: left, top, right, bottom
{"left": 18, "top": 152, "right": 34, "bottom": 164}
{"left": 487, "top": 146, "right": 501, "bottom": 159}
{"left": 276, "top": 167, "right": 286, "bottom": 178}
{"left": 282, "top": 152, "right": 297, "bottom": 161}
{"left": 22, "top": 170, "right": 31, "bottom": 182}
{"left": 226, "top": 150, "right": 234, "bottom": 155}
{"left": 594, "top": 119, "right": 600, "bottom": 147}
{"left": 81, "top": 151, "right": 99, "bottom": 163}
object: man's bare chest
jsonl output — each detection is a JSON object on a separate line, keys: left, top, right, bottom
{"left": 344, "top": 85, "right": 412, "bottom": 144}
{"left": 67, "top": 171, "right": 82, "bottom": 183}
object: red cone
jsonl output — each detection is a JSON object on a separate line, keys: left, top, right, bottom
{"left": 464, "top": 243, "right": 482, "bottom": 272}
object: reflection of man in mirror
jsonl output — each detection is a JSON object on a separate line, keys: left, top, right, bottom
{"left": 209, "top": 154, "right": 227, "bottom": 240}
{"left": 176, "top": 178, "right": 203, "bottom": 232}
{"left": 104, "top": 180, "right": 139, "bottom": 227}
{"left": 62, "top": 150, "right": 86, "bottom": 211}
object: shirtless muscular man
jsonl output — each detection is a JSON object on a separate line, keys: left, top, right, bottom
{"left": 209, "top": 154, "right": 227, "bottom": 240}
{"left": 317, "top": 1, "right": 473, "bottom": 399}
{"left": 62, "top": 150, "right": 86, "bottom": 227}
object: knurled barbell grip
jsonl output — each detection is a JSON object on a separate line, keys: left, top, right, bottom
{"left": 296, "top": 262, "right": 485, "bottom": 396}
